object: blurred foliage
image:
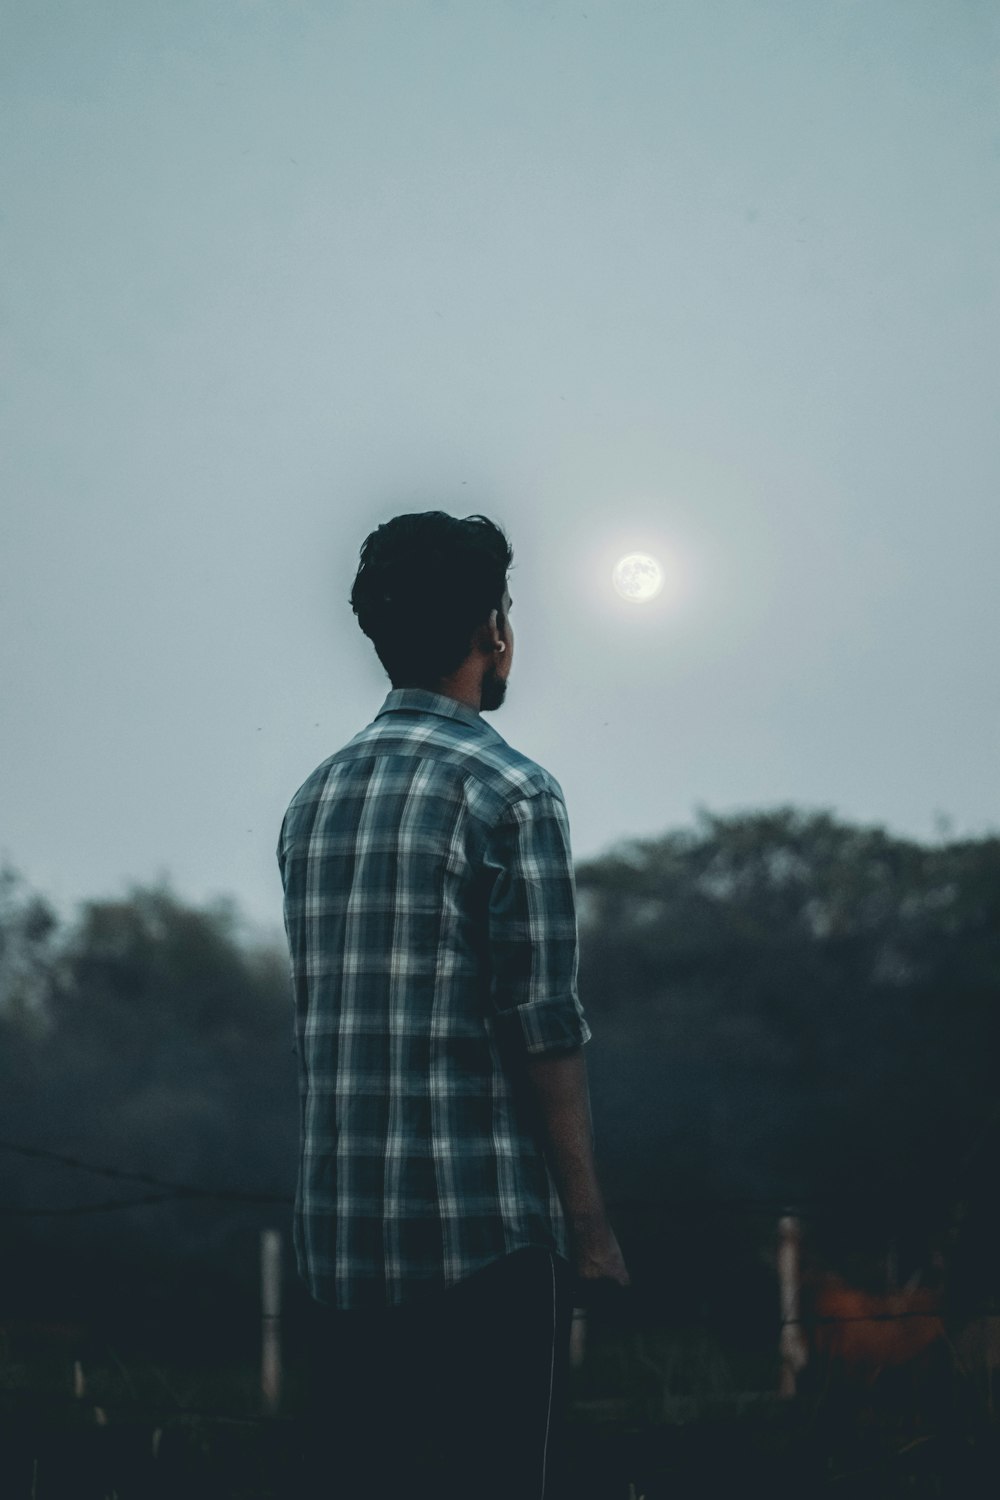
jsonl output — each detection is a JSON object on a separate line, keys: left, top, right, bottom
{"left": 575, "top": 809, "right": 1000, "bottom": 1302}
{"left": 1, "top": 807, "right": 997, "bottom": 1336}
{"left": 0, "top": 867, "right": 297, "bottom": 1338}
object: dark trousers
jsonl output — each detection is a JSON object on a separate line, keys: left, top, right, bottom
{"left": 304, "top": 1247, "right": 575, "bottom": 1500}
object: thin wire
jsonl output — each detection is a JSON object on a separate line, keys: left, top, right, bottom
{"left": 0, "top": 1137, "right": 293, "bottom": 1205}
{"left": 0, "top": 1137, "right": 969, "bottom": 1226}
{"left": 0, "top": 1137, "right": 939, "bottom": 1219}
{"left": 0, "top": 1193, "right": 206, "bottom": 1217}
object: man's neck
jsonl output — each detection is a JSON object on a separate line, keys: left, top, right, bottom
{"left": 428, "top": 673, "right": 483, "bottom": 714}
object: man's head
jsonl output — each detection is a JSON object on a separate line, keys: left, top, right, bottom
{"left": 350, "top": 511, "right": 515, "bottom": 713}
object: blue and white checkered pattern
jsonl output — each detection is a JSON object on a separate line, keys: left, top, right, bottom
{"left": 277, "top": 688, "right": 592, "bottom": 1310}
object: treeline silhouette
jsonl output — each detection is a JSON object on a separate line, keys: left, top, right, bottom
{"left": 1, "top": 807, "right": 997, "bottom": 1349}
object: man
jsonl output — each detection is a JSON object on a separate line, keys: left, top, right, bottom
{"left": 277, "top": 511, "right": 628, "bottom": 1499}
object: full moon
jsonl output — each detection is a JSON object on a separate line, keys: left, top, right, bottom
{"left": 612, "top": 553, "right": 663, "bottom": 603}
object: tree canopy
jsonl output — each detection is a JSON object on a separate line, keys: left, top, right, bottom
{"left": 575, "top": 809, "right": 999, "bottom": 1287}
{"left": 1, "top": 807, "right": 997, "bottom": 1327}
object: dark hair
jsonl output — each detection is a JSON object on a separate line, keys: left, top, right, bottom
{"left": 350, "top": 511, "right": 513, "bottom": 688}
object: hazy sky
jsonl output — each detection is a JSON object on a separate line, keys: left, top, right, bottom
{"left": 3, "top": 0, "right": 998, "bottom": 940}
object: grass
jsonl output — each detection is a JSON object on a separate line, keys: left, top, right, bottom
{"left": 1, "top": 1318, "right": 997, "bottom": 1498}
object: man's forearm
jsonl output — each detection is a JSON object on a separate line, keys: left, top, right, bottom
{"left": 520, "top": 1046, "right": 611, "bottom": 1238}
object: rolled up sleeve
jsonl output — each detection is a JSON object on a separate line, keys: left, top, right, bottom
{"left": 483, "top": 787, "right": 592, "bottom": 1056}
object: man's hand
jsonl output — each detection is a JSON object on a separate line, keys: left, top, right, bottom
{"left": 518, "top": 1047, "right": 631, "bottom": 1299}
{"left": 570, "top": 1216, "right": 631, "bottom": 1298}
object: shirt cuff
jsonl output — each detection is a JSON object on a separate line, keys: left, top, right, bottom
{"left": 497, "top": 994, "right": 593, "bottom": 1057}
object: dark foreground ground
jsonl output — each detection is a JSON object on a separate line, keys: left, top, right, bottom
{"left": 2, "top": 1396, "right": 998, "bottom": 1499}
{"left": 2, "top": 1324, "right": 997, "bottom": 1498}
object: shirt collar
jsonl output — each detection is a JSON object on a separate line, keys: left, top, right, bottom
{"left": 375, "top": 687, "right": 486, "bottom": 731}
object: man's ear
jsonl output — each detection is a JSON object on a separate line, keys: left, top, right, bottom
{"left": 483, "top": 610, "right": 501, "bottom": 648}
{"left": 475, "top": 612, "right": 499, "bottom": 655}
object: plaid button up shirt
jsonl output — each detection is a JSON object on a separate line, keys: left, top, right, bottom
{"left": 277, "top": 688, "right": 592, "bottom": 1310}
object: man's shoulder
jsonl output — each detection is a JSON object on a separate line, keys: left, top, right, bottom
{"left": 281, "top": 712, "right": 565, "bottom": 827}
{"left": 473, "top": 722, "right": 566, "bottom": 808}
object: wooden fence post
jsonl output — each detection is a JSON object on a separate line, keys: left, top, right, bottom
{"left": 778, "top": 1214, "right": 808, "bottom": 1398}
{"left": 260, "top": 1228, "right": 283, "bottom": 1415}
{"left": 569, "top": 1307, "right": 587, "bottom": 1369}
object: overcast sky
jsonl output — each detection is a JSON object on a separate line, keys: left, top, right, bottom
{"left": 3, "top": 0, "right": 997, "bottom": 941}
